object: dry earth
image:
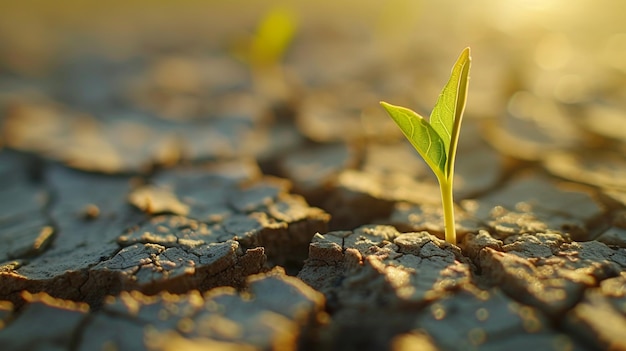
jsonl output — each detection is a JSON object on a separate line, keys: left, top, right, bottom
{"left": 1, "top": 2, "right": 626, "bottom": 350}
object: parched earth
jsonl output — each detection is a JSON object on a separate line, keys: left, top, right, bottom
{"left": 1, "top": 2, "right": 626, "bottom": 351}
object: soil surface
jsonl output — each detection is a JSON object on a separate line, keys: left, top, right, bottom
{"left": 1, "top": 2, "right": 626, "bottom": 351}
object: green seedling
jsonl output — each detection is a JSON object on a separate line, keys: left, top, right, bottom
{"left": 380, "top": 47, "right": 471, "bottom": 244}
{"left": 233, "top": 5, "right": 297, "bottom": 101}
{"left": 249, "top": 6, "right": 297, "bottom": 69}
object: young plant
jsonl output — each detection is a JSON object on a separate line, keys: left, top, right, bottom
{"left": 235, "top": 5, "right": 297, "bottom": 101}
{"left": 380, "top": 47, "right": 471, "bottom": 244}
{"left": 248, "top": 6, "right": 297, "bottom": 69}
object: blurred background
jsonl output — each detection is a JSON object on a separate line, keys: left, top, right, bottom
{"left": 0, "top": 0, "right": 625, "bottom": 178}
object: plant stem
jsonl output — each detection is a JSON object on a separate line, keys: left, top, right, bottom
{"left": 440, "top": 179, "right": 457, "bottom": 244}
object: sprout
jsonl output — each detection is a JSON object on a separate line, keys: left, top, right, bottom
{"left": 233, "top": 6, "right": 298, "bottom": 101}
{"left": 249, "top": 6, "right": 297, "bottom": 69}
{"left": 380, "top": 48, "right": 471, "bottom": 244}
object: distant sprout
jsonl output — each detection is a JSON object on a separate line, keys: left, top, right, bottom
{"left": 380, "top": 47, "right": 471, "bottom": 244}
{"left": 234, "top": 6, "right": 298, "bottom": 101}
{"left": 249, "top": 6, "right": 297, "bottom": 69}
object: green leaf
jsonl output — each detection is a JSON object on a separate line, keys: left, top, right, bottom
{"left": 430, "top": 47, "right": 471, "bottom": 178}
{"left": 380, "top": 102, "right": 447, "bottom": 178}
{"left": 250, "top": 6, "right": 297, "bottom": 67}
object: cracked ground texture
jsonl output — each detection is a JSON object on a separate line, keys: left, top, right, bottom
{"left": 1, "top": 1, "right": 626, "bottom": 351}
